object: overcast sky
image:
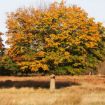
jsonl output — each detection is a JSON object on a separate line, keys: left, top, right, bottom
{"left": 0, "top": 0, "right": 105, "bottom": 47}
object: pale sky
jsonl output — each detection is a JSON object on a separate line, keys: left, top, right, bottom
{"left": 0, "top": 0, "right": 105, "bottom": 47}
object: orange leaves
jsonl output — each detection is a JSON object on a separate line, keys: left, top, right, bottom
{"left": 35, "top": 51, "right": 45, "bottom": 57}
{"left": 17, "top": 61, "right": 48, "bottom": 71}
{"left": 6, "top": 1, "right": 104, "bottom": 73}
{"left": 0, "top": 32, "right": 3, "bottom": 51}
{"left": 85, "top": 42, "right": 97, "bottom": 48}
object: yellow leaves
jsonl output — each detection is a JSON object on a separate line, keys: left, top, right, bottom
{"left": 17, "top": 62, "right": 29, "bottom": 71}
{"left": 17, "top": 61, "right": 49, "bottom": 71}
{"left": 21, "top": 66, "right": 28, "bottom": 70}
{"left": 71, "top": 37, "right": 81, "bottom": 45}
{"left": 85, "top": 42, "right": 97, "bottom": 48}
{"left": 42, "top": 64, "right": 49, "bottom": 71}
{"left": 79, "top": 33, "right": 100, "bottom": 48}
{"left": 7, "top": 18, "right": 18, "bottom": 29}
{"left": 59, "top": 48, "right": 65, "bottom": 51}
{"left": 35, "top": 51, "right": 45, "bottom": 57}
{"left": 45, "top": 36, "right": 60, "bottom": 48}
{"left": 45, "top": 50, "right": 71, "bottom": 65}
{"left": 30, "top": 62, "right": 49, "bottom": 71}
{"left": 64, "top": 52, "right": 70, "bottom": 56}
{"left": 64, "top": 51, "right": 71, "bottom": 59}
{"left": 6, "top": 1, "right": 104, "bottom": 73}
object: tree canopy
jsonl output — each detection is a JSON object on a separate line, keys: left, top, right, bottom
{"left": 6, "top": 1, "right": 105, "bottom": 75}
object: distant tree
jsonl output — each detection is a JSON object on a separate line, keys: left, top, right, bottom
{"left": 0, "top": 32, "right": 4, "bottom": 66}
{"left": 6, "top": 1, "right": 105, "bottom": 75}
{"left": 0, "top": 55, "right": 19, "bottom": 75}
{"left": 0, "top": 32, "right": 4, "bottom": 56}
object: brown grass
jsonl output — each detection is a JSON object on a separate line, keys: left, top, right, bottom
{"left": 0, "top": 75, "right": 105, "bottom": 105}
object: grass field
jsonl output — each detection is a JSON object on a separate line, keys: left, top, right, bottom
{"left": 0, "top": 75, "right": 105, "bottom": 105}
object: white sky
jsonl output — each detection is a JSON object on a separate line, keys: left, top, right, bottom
{"left": 0, "top": 0, "right": 105, "bottom": 47}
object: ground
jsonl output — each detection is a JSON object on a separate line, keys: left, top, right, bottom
{"left": 0, "top": 75, "right": 105, "bottom": 105}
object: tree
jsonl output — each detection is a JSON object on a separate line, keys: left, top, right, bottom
{"left": 0, "top": 32, "right": 4, "bottom": 64}
{"left": 6, "top": 1, "right": 105, "bottom": 75}
{"left": 0, "top": 55, "right": 19, "bottom": 75}
{"left": 0, "top": 32, "right": 4, "bottom": 56}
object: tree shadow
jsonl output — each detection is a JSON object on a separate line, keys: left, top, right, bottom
{"left": 0, "top": 79, "right": 80, "bottom": 89}
{"left": 56, "top": 80, "right": 80, "bottom": 89}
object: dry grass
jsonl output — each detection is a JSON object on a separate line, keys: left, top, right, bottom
{"left": 0, "top": 75, "right": 105, "bottom": 105}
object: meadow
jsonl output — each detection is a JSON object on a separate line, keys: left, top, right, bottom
{"left": 0, "top": 75, "right": 105, "bottom": 105}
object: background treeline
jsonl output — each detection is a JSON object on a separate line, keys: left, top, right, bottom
{"left": 0, "top": 1, "right": 105, "bottom": 75}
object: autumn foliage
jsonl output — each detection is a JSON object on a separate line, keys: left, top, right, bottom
{"left": 0, "top": 32, "right": 4, "bottom": 55}
{"left": 5, "top": 1, "right": 105, "bottom": 75}
{"left": 0, "top": 32, "right": 3, "bottom": 57}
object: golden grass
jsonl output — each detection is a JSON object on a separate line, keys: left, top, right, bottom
{"left": 0, "top": 76, "right": 105, "bottom": 105}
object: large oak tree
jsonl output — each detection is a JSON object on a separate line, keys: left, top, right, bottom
{"left": 6, "top": 1, "right": 105, "bottom": 74}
